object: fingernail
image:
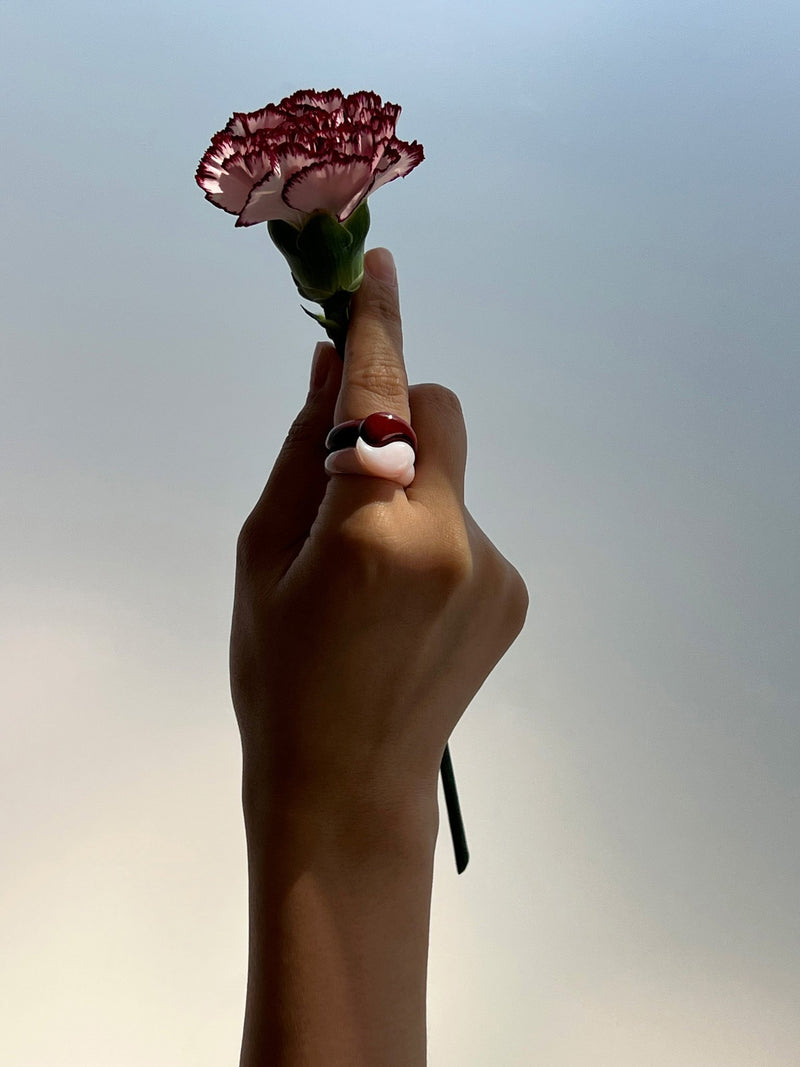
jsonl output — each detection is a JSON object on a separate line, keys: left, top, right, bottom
{"left": 366, "top": 247, "right": 397, "bottom": 288}
{"left": 309, "top": 341, "right": 329, "bottom": 393}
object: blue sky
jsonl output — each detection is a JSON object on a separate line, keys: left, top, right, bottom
{"left": 2, "top": 1, "right": 799, "bottom": 1062}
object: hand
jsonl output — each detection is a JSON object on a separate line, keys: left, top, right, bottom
{"left": 230, "top": 247, "right": 528, "bottom": 1066}
{"left": 231, "top": 247, "right": 528, "bottom": 820}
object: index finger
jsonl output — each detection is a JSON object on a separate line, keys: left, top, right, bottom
{"left": 333, "top": 247, "right": 410, "bottom": 425}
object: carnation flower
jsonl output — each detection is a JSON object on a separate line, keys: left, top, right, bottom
{"left": 196, "top": 88, "right": 423, "bottom": 228}
{"left": 196, "top": 89, "right": 423, "bottom": 353}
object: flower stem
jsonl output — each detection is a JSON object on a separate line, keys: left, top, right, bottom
{"left": 441, "top": 742, "right": 469, "bottom": 873}
{"left": 320, "top": 291, "right": 354, "bottom": 358}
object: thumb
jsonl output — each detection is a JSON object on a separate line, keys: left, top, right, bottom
{"left": 240, "top": 341, "right": 342, "bottom": 570}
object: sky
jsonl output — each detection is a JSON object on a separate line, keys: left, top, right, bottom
{"left": 2, "top": 0, "right": 799, "bottom": 1063}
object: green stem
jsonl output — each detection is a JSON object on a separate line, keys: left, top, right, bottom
{"left": 440, "top": 743, "right": 469, "bottom": 873}
{"left": 320, "top": 290, "right": 354, "bottom": 358}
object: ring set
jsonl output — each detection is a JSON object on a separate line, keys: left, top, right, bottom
{"left": 325, "top": 411, "right": 417, "bottom": 488}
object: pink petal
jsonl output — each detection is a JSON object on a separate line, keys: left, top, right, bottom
{"left": 224, "top": 105, "right": 286, "bottom": 137}
{"left": 196, "top": 136, "right": 275, "bottom": 215}
{"left": 348, "top": 116, "right": 396, "bottom": 160}
{"left": 345, "top": 92, "right": 396, "bottom": 125}
{"left": 282, "top": 156, "right": 376, "bottom": 221}
{"left": 236, "top": 172, "right": 296, "bottom": 226}
{"left": 280, "top": 88, "right": 345, "bottom": 115}
{"left": 370, "top": 139, "right": 424, "bottom": 193}
{"left": 237, "top": 145, "right": 322, "bottom": 225}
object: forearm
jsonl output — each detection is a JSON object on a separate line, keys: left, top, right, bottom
{"left": 239, "top": 770, "right": 440, "bottom": 1067}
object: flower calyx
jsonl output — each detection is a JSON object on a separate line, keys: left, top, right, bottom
{"left": 268, "top": 200, "right": 371, "bottom": 354}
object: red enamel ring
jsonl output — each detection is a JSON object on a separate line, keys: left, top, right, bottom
{"left": 325, "top": 412, "right": 417, "bottom": 454}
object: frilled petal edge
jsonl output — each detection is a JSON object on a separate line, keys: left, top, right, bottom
{"left": 279, "top": 88, "right": 346, "bottom": 113}
{"left": 282, "top": 156, "right": 378, "bottom": 222}
{"left": 196, "top": 90, "right": 423, "bottom": 227}
{"left": 196, "top": 136, "right": 277, "bottom": 216}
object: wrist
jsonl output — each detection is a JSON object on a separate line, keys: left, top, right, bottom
{"left": 241, "top": 754, "right": 440, "bottom": 868}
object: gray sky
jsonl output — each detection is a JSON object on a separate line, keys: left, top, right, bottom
{"left": 2, "top": 1, "right": 799, "bottom": 1063}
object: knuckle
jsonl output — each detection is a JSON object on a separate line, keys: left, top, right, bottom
{"left": 503, "top": 566, "right": 530, "bottom": 637}
{"left": 281, "top": 409, "right": 323, "bottom": 457}
{"left": 396, "top": 519, "right": 475, "bottom": 603}
{"left": 321, "top": 508, "right": 474, "bottom": 601}
{"left": 422, "top": 524, "right": 474, "bottom": 594}
{"left": 236, "top": 513, "right": 261, "bottom": 573}
{"left": 474, "top": 538, "right": 529, "bottom": 637}
{"left": 323, "top": 505, "right": 399, "bottom": 573}
{"left": 409, "top": 384, "right": 467, "bottom": 452}
{"left": 426, "top": 384, "right": 463, "bottom": 419}
{"left": 348, "top": 351, "right": 408, "bottom": 410}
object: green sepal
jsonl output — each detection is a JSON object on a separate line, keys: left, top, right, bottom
{"left": 267, "top": 201, "right": 370, "bottom": 304}
{"left": 301, "top": 287, "right": 355, "bottom": 356}
{"left": 302, "top": 306, "right": 340, "bottom": 331}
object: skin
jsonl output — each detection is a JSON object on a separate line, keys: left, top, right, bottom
{"left": 231, "top": 247, "right": 529, "bottom": 1066}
